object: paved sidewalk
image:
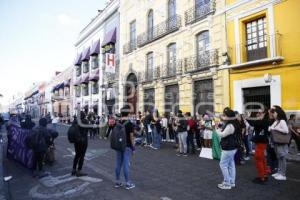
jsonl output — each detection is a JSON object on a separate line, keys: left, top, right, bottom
{"left": 4, "top": 124, "right": 300, "bottom": 200}
{"left": 0, "top": 125, "right": 9, "bottom": 200}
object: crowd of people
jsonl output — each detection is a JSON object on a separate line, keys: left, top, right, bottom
{"left": 68, "top": 104, "right": 299, "bottom": 190}
{"left": 3, "top": 103, "right": 300, "bottom": 191}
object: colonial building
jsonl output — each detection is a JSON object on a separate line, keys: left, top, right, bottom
{"left": 49, "top": 67, "right": 74, "bottom": 121}
{"left": 24, "top": 83, "right": 40, "bottom": 118}
{"left": 224, "top": 0, "right": 300, "bottom": 114}
{"left": 38, "top": 82, "right": 48, "bottom": 117}
{"left": 73, "top": 0, "right": 120, "bottom": 115}
{"left": 119, "top": 0, "right": 228, "bottom": 115}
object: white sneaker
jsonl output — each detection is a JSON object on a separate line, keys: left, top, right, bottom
{"left": 274, "top": 174, "right": 287, "bottom": 181}
{"left": 217, "top": 183, "right": 231, "bottom": 190}
{"left": 230, "top": 183, "right": 236, "bottom": 188}
{"left": 244, "top": 156, "right": 250, "bottom": 161}
{"left": 272, "top": 173, "right": 280, "bottom": 178}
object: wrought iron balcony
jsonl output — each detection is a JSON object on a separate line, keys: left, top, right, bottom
{"left": 185, "top": 1, "right": 216, "bottom": 25}
{"left": 123, "top": 41, "right": 137, "bottom": 54}
{"left": 137, "top": 15, "right": 182, "bottom": 47}
{"left": 160, "top": 59, "right": 184, "bottom": 78}
{"left": 184, "top": 49, "right": 219, "bottom": 72}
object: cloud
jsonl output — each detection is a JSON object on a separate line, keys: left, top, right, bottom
{"left": 57, "top": 13, "right": 79, "bottom": 26}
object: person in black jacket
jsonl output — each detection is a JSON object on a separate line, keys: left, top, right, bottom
{"left": 21, "top": 115, "right": 35, "bottom": 129}
{"left": 247, "top": 108, "right": 270, "bottom": 184}
{"left": 32, "top": 118, "right": 51, "bottom": 178}
{"left": 72, "top": 112, "right": 89, "bottom": 176}
{"left": 176, "top": 110, "right": 188, "bottom": 156}
{"left": 217, "top": 107, "right": 240, "bottom": 190}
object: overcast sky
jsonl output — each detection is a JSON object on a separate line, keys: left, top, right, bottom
{"left": 0, "top": 0, "right": 106, "bottom": 106}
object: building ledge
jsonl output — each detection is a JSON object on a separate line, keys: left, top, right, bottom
{"left": 220, "top": 56, "right": 284, "bottom": 69}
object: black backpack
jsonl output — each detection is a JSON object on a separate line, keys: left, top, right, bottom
{"left": 110, "top": 122, "right": 128, "bottom": 152}
{"left": 26, "top": 127, "right": 47, "bottom": 152}
{"left": 67, "top": 124, "right": 81, "bottom": 143}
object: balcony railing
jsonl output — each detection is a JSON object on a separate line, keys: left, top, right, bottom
{"left": 160, "top": 59, "right": 184, "bottom": 78}
{"left": 185, "top": 1, "right": 216, "bottom": 25}
{"left": 137, "top": 15, "right": 182, "bottom": 47}
{"left": 123, "top": 41, "right": 137, "bottom": 54}
{"left": 184, "top": 49, "right": 219, "bottom": 72}
{"left": 227, "top": 33, "right": 283, "bottom": 65}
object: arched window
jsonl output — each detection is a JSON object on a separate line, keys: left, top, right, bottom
{"left": 147, "top": 10, "right": 154, "bottom": 40}
{"left": 196, "top": 31, "right": 210, "bottom": 67}
{"left": 167, "top": 43, "right": 176, "bottom": 76}
{"left": 146, "top": 52, "right": 154, "bottom": 80}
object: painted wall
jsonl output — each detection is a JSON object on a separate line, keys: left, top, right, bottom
{"left": 226, "top": 0, "right": 300, "bottom": 112}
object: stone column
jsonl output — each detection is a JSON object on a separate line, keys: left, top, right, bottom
{"left": 179, "top": 75, "right": 193, "bottom": 113}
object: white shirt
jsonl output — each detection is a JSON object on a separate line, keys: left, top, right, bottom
{"left": 52, "top": 117, "right": 60, "bottom": 124}
{"left": 161, "top": 118, "right": 168, "bottom": 128}
{"left": 269, "top": 120, "right": 289, "bottom": 134}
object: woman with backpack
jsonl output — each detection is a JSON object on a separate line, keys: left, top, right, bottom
{"left": 269, "top": 105, "right": 289, "bottom": 181}
{"left": 217, "top": 107, "right": 240, "bottom": 190}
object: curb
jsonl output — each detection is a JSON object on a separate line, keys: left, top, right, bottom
{"left": 0, "top": 133, "right": 8, "bottom": 200}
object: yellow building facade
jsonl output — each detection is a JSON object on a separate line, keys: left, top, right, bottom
{"left": 119, "top": 0, "right": 229, "bottom": 116}
{"left": 225, "top": 0, "right": 300, "bottom": 114}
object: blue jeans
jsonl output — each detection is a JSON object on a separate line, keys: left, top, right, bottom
{"left": 219, "top": 149, "right": 237, "bottom": 185}
{"left": 152, "top": 127, "right": 161, "bottom": 149}
{"left": 243, "top": 135, "right": 250, "bottom": 157}
{"left": 115, "top": 147, "right": 132, "bottom": 184}
{"left": 146, "top": 125, "right": 152, "bottom": 145}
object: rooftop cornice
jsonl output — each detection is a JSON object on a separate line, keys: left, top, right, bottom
{"left": 75, "top": 0, "right": 120, "bottom": 47}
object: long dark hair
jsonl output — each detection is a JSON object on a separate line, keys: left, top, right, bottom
{"left": 273, "top": 105, "right": 287, "bottom": 122}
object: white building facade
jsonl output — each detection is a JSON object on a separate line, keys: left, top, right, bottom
{"left": 73, "top": 0, "right": 120, "bottom": 115}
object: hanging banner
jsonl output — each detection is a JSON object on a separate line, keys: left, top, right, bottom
{"left": 105, "top": 53, "right": 115, "bottom": 73}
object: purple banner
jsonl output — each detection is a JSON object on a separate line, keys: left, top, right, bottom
{"left": 7, "top": 122, "right": 34, "bottom": 169}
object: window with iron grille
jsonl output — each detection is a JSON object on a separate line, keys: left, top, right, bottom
{"left": 243, "top": 86, "right": 270, "bottom": 111}
{"left": 91, "top": 56, "right": 99, "bottom": 69}
{"left": 246, "top": 17, "right": 267, "bottom": 61}
{"left": 130, "top": 20, "right": 136, "bottom": 48}
{"left": 165, "top": 84, "right": 179, "bottom": 115}
{"left": 75, "top": 86, "right": 81, "bottom": 97}
{"left": 168, "top": 0, "right": 177, "bottom": 28}
{"left": 82, "top": 84, "right": 89, "bottom": 96}
{"left": 92, "top": 81, "right": 99, "bottom": 94}
{"left": 146, "top": 52, "right": 154, "bottom": 81}
{"left": 147, "top": 10, "right": 154, "bottom": 40}
{"left": 196, "top": 31, "right": 210, "bottom": 67}
{"left": 194, "top": 79, "right": 214, "bottom": 115}
{"left": 76, "top": 66, "right": 82, "bottom": 77}
{"left": 195, "top": 0, "right": 211, "bottom": 19}
{"left": 82, "top": 61, "right": 90, "bottom": 73}
{"left": 167, "top": 43, "right": 176, "bottom": 76}
{"left": 144, "top": 88, "right": 155, "bottom": 112}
